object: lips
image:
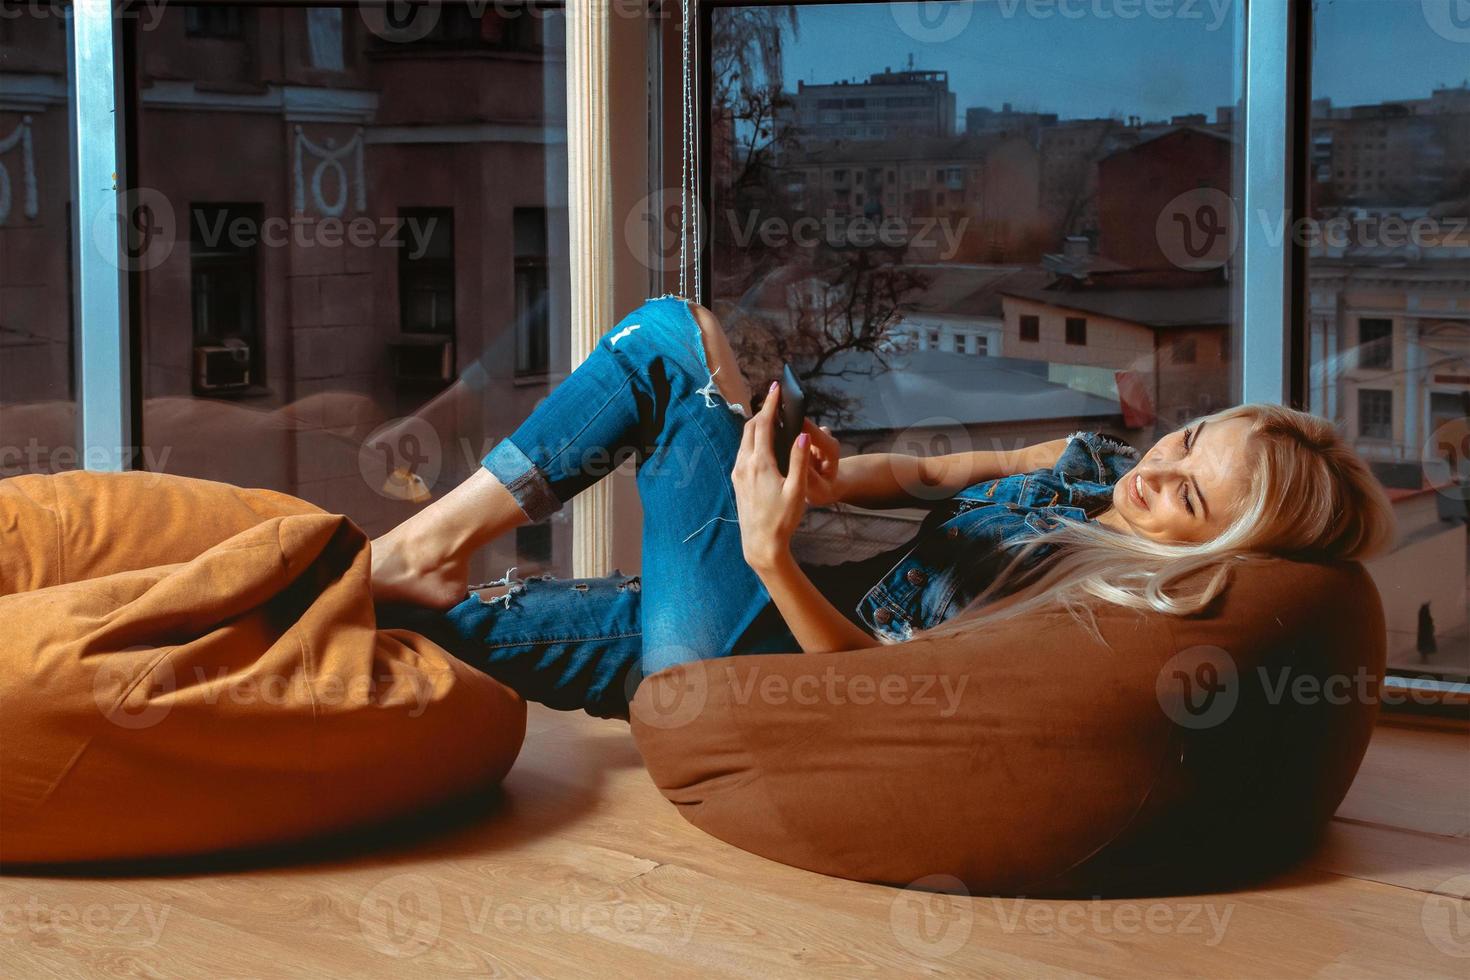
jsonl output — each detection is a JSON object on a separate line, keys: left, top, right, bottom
{"left": 1128, "top": 473, "right": 1149, "bottom": 510}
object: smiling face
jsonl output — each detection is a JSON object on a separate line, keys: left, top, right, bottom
{"left": 1105, "top": 416, "right": 1257, "bottom": 544}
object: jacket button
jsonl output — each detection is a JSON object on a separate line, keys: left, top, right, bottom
{"left": 946, "top": 526, "right": 959, "bottom": 538}
{"left": 906, "top": 568, "right": 927, "bottom": 587}
{"left": 874, "top": 607, "right": 893, "bottom": 624}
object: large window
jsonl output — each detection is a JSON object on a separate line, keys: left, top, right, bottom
{"left": 1307, "top": 1, "right": 1469, "bottom": 680}
{"left": 0, "top": 5, "right": 75, "bottom": 476}
{"left": 128, "top": 3, "right": 571, "bottom": 580}
{"left": 708, "top": 2, "right": 1243, "bottom": 565}
{"left": 14, "top": 3, "right": 1464, "bottom": 685}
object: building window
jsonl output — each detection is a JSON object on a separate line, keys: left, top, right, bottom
{"left": 384, "top": 7, "right": 540, "bottom": 49}
{"left": 189, "top": 203, "right": 261, "bottom": 392}
{"left": 398, "top": 208, "right": 455, "bottom": 335}
{"left": 927, "top": 329, "right": 941, "bottom": 349}
{"left": 1065, "top": 316, "right": 1088, "bottom": 346}
{"left": 1019, "top": 315, "right": 1040, "bottom": 342}
{"left": 1358, "top": 317, "right": 1392, "bottom": 370}
{"left": 1357, "top": 389, "right": 1393, "bottom": 440}
{"left": 186, "top": 7, "right": 243, "bottom": 39}
{"left": 1172, "top": 337, "right": 1197, "bottom": 364}
{"left": 514, "top": 207, "right": 551, "bottom": 377}
{"left": 306, "top": 8, "right": 345, "bottom": 71}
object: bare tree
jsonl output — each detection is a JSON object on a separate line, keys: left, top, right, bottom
{"left": 708, "top": 6, "right": 930, "bottom": 429}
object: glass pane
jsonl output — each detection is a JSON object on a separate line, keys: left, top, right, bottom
{"left": 132, "top": 3, "right": 571, "bottom": 579}
{"left": 709, "top": 3, "right": 1243, "bottom": 562}
{"left": 0, "top": 4, "right": 76, "bottom": 476}
{"left": 1308, "top": 1, "right": 1470, "bottom": 680}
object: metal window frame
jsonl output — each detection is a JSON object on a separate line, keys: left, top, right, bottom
{"left": 68, "top": 0, "right": 1302, "bottom": 446}
{"left": 1238, "top": 0, "right": 1301, "bottom": 407}
{"left": 70, "top": 0, "right": 130, "bottom": 471}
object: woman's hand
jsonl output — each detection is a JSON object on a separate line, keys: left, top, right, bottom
{"left": 801, "top": 419, "right": 844, "bottom": 507}
{"left": 732, "top": 381, "right": 810, "bottom": 572}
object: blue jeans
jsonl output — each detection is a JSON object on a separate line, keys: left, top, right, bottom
{"left": 387, "top": 294, "right": 803, "bottom": 720}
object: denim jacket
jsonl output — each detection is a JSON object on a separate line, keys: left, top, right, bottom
{"left": 856, "top": 430, "right": 1141, "bottom": 641}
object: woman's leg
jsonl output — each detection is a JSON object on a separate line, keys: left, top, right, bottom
{"left": 379, "top": 571, "right": 646, "bottom": 720}
{"left": 370, "top": 294, "right": 751, "bottom": 610}
{"left": 381, "top": 295, "right": 774, "bottom": 715}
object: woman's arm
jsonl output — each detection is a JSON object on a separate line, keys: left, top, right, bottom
{"left": 732, "top": 385, "right": 879, "bottom": 654}
{"left": 748, "top": 551, "right": 877, "bottom": 654}
{"left": 822, "top": 438, "right": 1073, "bottom": 510}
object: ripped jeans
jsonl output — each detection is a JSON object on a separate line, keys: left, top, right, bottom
{"left": 399, "top": 294, "right": 804, "bottom": 720}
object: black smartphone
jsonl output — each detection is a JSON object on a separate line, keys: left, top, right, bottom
{"left": 772, "top": 362, "right": 807, "bottom": 476}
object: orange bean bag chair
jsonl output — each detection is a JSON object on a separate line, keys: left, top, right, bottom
{"left": 0, "top": 469, "right": 525, "bottom": 865}
{"left": 630, "top": 558, "right": 1385, "bottom": 896}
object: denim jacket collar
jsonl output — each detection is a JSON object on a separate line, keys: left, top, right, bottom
{"left": 856, "top": 430, "right": 1140, "bottom": 641}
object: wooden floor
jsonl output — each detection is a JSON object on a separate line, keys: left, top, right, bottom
{"left": 3, "top": 707, "right": 1467, "bottom": 979}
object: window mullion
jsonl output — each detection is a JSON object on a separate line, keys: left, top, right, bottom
{"left": 1240, "top": 0, "right": 1293, "bottom": 406}
{"left": 69, "top": 0, "right": 130, "bottom": 471}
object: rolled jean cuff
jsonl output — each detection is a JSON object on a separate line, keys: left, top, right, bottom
{"left": 482, "top": 438, "right": 562, "bottom": 524}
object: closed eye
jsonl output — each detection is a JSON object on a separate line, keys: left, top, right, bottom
{"left": 1181, "top": 423, "right": 1205, "bottom": 519}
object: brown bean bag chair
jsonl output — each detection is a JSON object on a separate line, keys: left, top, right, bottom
{"left": 0, "top": 469, "right": 525, "bottom": 865}
{"left": 630, "top": 558, "right": 1384, "bottom": 896}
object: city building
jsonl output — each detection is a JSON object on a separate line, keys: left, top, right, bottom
{"left": 781, "top": 63, "right": 956, "bottom": 144}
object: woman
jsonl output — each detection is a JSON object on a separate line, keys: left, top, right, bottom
{"left": 371, "top": 295, "right": 1396, "bottom": 719}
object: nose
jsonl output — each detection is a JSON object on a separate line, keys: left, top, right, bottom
{"left": 1136, "top": 461, "right": 1176, "bottom": 501}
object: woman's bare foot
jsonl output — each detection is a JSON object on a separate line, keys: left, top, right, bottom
{"left": 370, "top": 523, "right": 472, "bottom": 610}
{"left": 369, "top": 467, "right": 531, "bottom": 610}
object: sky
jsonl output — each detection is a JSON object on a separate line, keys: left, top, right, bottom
{"left": 748, "top": 0, "right": 1470, "bottom": 127}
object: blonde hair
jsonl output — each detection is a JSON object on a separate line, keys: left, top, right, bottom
{"left": 898, "top": 403, "right": 1398, "bottom": 643}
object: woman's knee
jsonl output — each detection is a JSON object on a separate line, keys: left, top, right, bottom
{"left": 684, "top": 300, "right": 752, "bottom": 416}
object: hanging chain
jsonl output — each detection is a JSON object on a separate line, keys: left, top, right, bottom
{"left": 679, "top": 0, "right": 701, "bottom": 302}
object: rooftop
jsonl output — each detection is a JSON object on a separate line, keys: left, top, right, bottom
{"left": 1001, "top": 284, "right": 1232, "bottom": 329}
{"left": 817, "top": 347, "right": 1121, "bottom": 432}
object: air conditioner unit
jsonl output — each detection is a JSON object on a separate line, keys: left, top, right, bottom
{"left": 194, "top": 342, "right": 252, "bottom": 392}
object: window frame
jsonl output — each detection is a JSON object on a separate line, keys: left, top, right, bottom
{"left": 57, "top": 0, "right": 1467, "bottom": 704}
{"left": 1018, "top": 314, "right": 1040, "bottom": 343}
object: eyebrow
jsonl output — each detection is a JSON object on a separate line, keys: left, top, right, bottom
{"left": 1190, "top": 420, "right": 1209, "bottom": 521}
